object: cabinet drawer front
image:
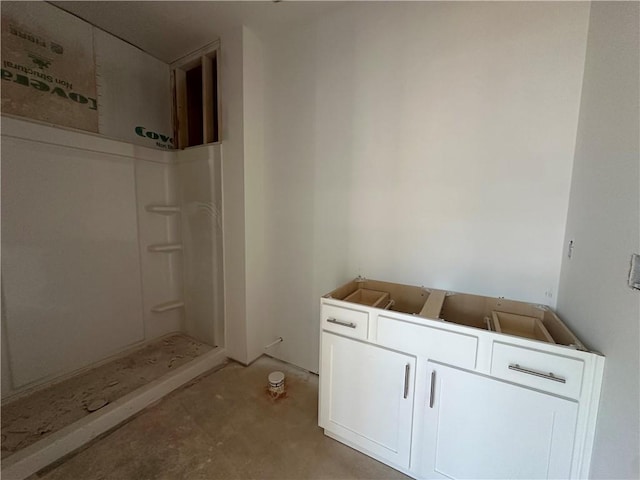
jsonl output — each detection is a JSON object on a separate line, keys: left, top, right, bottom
{"left": 491, "top": 342, "right": 584, "bottom": 398}
{"left": 377, "top": 316, "right": 478, "bottom": 369}
{"left": 322, "top": 304, "right": 369, "bottom": 340}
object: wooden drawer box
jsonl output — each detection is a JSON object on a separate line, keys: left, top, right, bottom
{"left": 344, "top": 288, "right": 390, "bottom": 308}
{"left": 492, "top": 311, "right": 555, "bottom": 344}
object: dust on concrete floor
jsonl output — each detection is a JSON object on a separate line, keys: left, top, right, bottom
{"left": 2, "top": 334, "right": 212, "bottom": 458}
{"left": 32, "top": 356, "right": 411, "bottom": 480}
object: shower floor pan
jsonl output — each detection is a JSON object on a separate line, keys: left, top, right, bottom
{"left": 1, "top": 333, "right": 227, "bottom": 479}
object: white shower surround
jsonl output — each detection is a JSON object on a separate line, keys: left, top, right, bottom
{"left": 1, "top": 116, "right": 223, "bottom": 398}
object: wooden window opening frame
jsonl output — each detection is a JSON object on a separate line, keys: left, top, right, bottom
{"left": 171, "top": 40, "right": 221, "bottom": 149}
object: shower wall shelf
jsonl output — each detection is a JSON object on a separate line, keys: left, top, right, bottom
{"left": 151, "top": 300, "right": 185, "bottom": 313}
{"left": 145, "top": 205, "right": 181, "bottom": 214}
{"left": 147, "top": 243, "right": 183, "bottom": 253}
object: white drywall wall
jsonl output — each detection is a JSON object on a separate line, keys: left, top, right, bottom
{"left": 556, "top": 3, "right": 640, "bottom": 479}
{"left": 253, "top": 2, "right": 590, "bottom": 372}
{"left": 242, "top": 26, "right": 270, "bottom": 363}
{"left": 218, "top": 26, "right": 249, "bottom": 363}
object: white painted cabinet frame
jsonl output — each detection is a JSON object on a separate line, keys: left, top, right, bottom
{"left": 318, "top": 278, "right": 605, "bottom": 480}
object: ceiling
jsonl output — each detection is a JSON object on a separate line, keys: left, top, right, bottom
{"left": 51, "top": 1, "right": 339, "bottom": 64}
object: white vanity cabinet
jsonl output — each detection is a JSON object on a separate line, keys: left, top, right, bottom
{"left": 414, "top": 361, "right": 579, "bottom": 479}
{"left": 318, "top": 278, "right": 605, "bottom": 480}
{"left": 319, "top": 331, "right": 416, "bottom": 468}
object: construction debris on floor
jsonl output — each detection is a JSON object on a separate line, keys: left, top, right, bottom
{"left": 30, "top": 356, "right": 411, "bottom": 480}
{"left": 2, "top": 334, "right": 211, "bottom": 458}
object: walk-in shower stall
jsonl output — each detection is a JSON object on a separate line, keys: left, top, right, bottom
{"left": 1, "top": 117, "right": 225, "bottom": 475}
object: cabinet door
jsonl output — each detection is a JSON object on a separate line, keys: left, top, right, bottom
{"left": 319, "top": 332, "right": 415, "bottom": 468}
{"left": 417, "top": 361, "right": 578, "bottom": 479}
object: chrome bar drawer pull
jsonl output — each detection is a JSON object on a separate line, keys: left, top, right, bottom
{"left": 326, "top": 317, "right": 357, "bottom": 329}
{"left": 508, "top": 364, "right": 566, "bottom": 384}
{"left": 403, "top": 364, "right": 410, "bottom": 399}
{"left": 429, "top": 370, "right": 436, "bottom": 408}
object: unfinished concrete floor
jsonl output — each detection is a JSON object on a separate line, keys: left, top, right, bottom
{"left": 30, "top": 356, "right": 411, "bottom": 480}
{"left": 2, "top": 334, "right": 211, "bottom": 458}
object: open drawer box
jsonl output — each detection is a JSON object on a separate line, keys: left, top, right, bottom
{"left": 324, "top": 277, "right": 585, "bottom": 348}
{"left": 491, "top": 311, "right": 555, "bottom": 344}
{"left": 343, "top": 288, "right": 391, "bottom": 308}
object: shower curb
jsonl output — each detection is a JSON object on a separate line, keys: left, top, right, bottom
{"left": 1, "top": 348, "right": 227, "bottom": 480}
